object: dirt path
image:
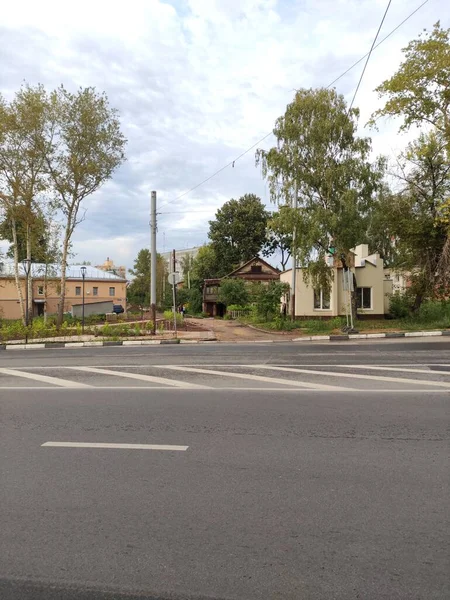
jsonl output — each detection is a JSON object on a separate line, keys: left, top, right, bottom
{"left": 187, "top": 317, "right": 292, "bottom": 342}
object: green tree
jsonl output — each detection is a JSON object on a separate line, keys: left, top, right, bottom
{"left": 253, "top": 281, "right": 290, "bottom": 321}
{"left": 208, "top": 194, "right": 269, "bottom": 275}
{"left": 257, "top": 88, "right": 384, "bottom": 318}
{"left": 371, "top": 130, "right": 450, "bottom": 308}
{"left": 128, "top": 249, "right": 167, "bottom": 307}
{"left": 190, "top": 244, "right": 219, "bottom": 284}
{"left": 371, "top": 22, "right": 450, "bottom": 153}
{"left": 0, "top": 208, "right": 50, "bottom": 262}
{"left": 217, "top": 278, "right": 249, "bottom": 307}
{"left": 179, "top": 253, "right": 195, "bottom": 285}
{"left": 0, "top": 85, "right": 49, "bottom": 324}
{"left": 263, "top": 207, "right": 293, "bottom": 270}
{"left": 45, "top": 86, "right": 127, "bottom": 326}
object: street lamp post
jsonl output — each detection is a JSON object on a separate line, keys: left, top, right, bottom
{"left": 81, "top": 266, "right": 87, "bottom": 334}
{"left": 22, "top": 259, "right": 32, "bottom": 328}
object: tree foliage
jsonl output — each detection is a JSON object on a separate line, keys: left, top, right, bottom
{"left": 263, "top": 207, "right": 293, "bottom": 270}
{"left": 127, "top": 249, "right": 167, "bottom": 308}
{"left": 190, "top": 244, "right": 219, "bottom": 284}
{"left": 257, "top": 87, "right": 384, "bottom": 291}
{"left": 0, "top": 85, "right": 49, "bottom": 323}
{"left": 371, "top": 22, "right": 450, "bottom": 153}
{"left": 45, "top": 86, "right": 127, "bottom": 325}
{"left": 371, "top": 130, "right": 450, "bottom": 306}
{"left": 253, "top": 281, "right": 290, "bottom": 321}
{"left": 217, "top": 278, "right": 249, "bottom": 307}
{"left": 208, "top": 194, "right": 269, "bottom": 275}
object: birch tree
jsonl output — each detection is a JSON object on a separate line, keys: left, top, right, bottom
{"left": 0, "top": 85, "right": 49, "bottom": 324}
{"left": 44, "top": 86, "right": 126, "bottom": 326}
{"left": 256, "top": 88, "right": 385, "bottom": 320}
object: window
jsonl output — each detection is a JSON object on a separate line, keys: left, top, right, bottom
{"left": 251, "top": 265, "right": 262, "bottom": 273}
{"left": 314, "top": 288, "right": 331, "bottom": 310}
{"left": 75, "top": 286, "right": 81, "bottom": 296}
{"left": 93, "top": 287, "right": 98, "bottom": 296}
{"left": 37, "top": 286, "right": 44, "bottom": 296}
{"left": 356, "top": 287, "right": 372, "bottom": 309}
{"left": 206, "top": 286, "right": 218, "bottom": 295}
{"left": 109, "top": 287, "right": 115, "bottom": 297}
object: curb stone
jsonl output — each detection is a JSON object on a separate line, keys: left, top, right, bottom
{"left": 292, "top": 330, "right": 449, "bottom": 343}
{"left": 0, "top": 330, "right": 447, "bottom": 349}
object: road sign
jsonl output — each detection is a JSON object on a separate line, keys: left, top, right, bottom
{"left": 168, "top": 271, "right": 181, "bottom": 286}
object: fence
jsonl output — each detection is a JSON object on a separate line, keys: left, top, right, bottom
{"left": 228, "top": 310, "right": 251, "bottom": 319}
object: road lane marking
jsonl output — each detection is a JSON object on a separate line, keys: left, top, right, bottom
{"left": 0, "top": 367, "right": 91, "bottom": 388}
{"left": 250, "top": 365, "right": 450, "bottom": 389}
{"left": 340, "top": 365, "right": 448, "bottom": 375}
{"left": 41, "top": 442, "right": 188, "bottom": 451}
{"left": 161, "top": 365, "right": 353, "bottom": 390}
{"left": 65, "top": 366, "right": 211, "bottom": 389}
{"left": 0, "top": 386, "right": 447, "bottom": 393}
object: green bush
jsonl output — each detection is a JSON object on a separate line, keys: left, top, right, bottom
{"left": 227, "top": 304, "right": 251, "bottom": 312}
{"left": 188, "top": 288, "right": 203, "bottom": 314}
{"left": 254, "top": 281, "right": 290, "bottom": 321}
{"left": 415, "top": 300, "right": 450, "bottom": 323}
{"left": 145, "top": 320, "right": 154, "bottom": 331}
{"left": 389, "top": 291, "right": 414, "bottom": 319}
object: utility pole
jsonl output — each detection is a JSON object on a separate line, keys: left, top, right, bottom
{"left": 290, "top": 181, "right": 298, "bottom": 321}
{"left": 150, "top": 191, "right": 157, "bottom": 334}
{"left": 172, "top": 248, "right": 177, "bottom": 336}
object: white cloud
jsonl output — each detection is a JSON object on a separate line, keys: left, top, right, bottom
{"left": 0, "top": 0, "right": 446, "bottom": 268}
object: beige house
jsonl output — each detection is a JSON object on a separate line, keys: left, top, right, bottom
{"left": 0, "top": 263, "right": 127, "bottom": 320}
{"left": 281, "top": 244, "right": 392, "bottom": 318}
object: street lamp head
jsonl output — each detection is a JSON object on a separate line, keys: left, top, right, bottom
{"left": 22, "top": 258, "right": 32, "bottom": 276}
{"left": 80, "top": 266, "right": 87, "bottom": 278}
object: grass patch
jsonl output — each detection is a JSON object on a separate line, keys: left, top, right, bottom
{"left": 242, "top": 300, "right": 450, "bottom": 335}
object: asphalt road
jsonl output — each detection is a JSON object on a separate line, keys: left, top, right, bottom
{"left": 1, "top": 339, "right": 449, "bottom": 600}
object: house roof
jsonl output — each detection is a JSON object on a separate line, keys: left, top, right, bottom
{"left": 225, "top": 256, "right": 280, "bottom": 278}
{"left": 0, "top": 262, "right": 127, "bottom": 281}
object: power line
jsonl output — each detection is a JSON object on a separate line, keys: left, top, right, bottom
{"left": 158, "top": 0, "right": 430, "bottom": 210}
{"left": 348, "top": 0, "right": 392, "bottom": 113}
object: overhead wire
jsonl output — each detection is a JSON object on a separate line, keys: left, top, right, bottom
{"left": 348, "top": 0, "right": 392, "bottom": 113}
{"left": 157, "top": 0, "right": 430, "bottom": 212}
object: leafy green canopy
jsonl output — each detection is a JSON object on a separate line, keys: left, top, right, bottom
{"left": 208, "top": 194, "right": 269, "bottom": 275}
{"left": 257, "top": 87, "right": 384, "bottom": 288}
{"left": 371, "top": 22, "right": 450, "bottom": 153}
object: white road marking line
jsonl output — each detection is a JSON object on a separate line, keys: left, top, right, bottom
{"left": 161, "top": 365, "right": 353, "bottom": 390}
{"left": 65, "top": 366, "right": 211, "bottom": 389}
{"left": 340, "top": 365, "right": 448, "bottom": 375}
{"left": 250, "top": 365, "right": 450, "bottom": 389}
{"left": 0, "top": 367, "right": 91, "bottom": 388}
{"left": 0, "top": 386, "right": 447, "bottom": 393}
{"left": 41, "top": 442, "right": 188, "bottom": 451}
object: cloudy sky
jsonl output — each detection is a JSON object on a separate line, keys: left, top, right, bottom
{"left": 1, "top": 0, "right": 447, "bottom": 269}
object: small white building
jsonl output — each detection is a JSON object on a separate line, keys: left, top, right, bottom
{"left": 281, "top": 244, "right": 393, "bottom": 318}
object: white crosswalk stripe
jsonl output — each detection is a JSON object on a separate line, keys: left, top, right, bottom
{"left": 161, "top": 365, "right": 353, "bottom": 390}
{"left": 249, "top": 365, "right": 450, "bottom": 389}
{"left": 0, "top": 363, "right": 449, "bottom": 391}
{"left": 65, "top": 366, "right": 211, "bottom": 389}
{"left": 0, "top": 367, "right": 91, "bottom": 388}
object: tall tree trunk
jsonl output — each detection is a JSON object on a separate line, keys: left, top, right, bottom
{"left": 11, "top": 217, "right": 26, "bottom": 324}
{"left": 43, "top": 263, "right": 48, "bottom": 325}
{"left": 57, "top": 226, "right": 71, "bottom": 328}
{"left": 26, "top": 223, "right": 33, "bottom": 323}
